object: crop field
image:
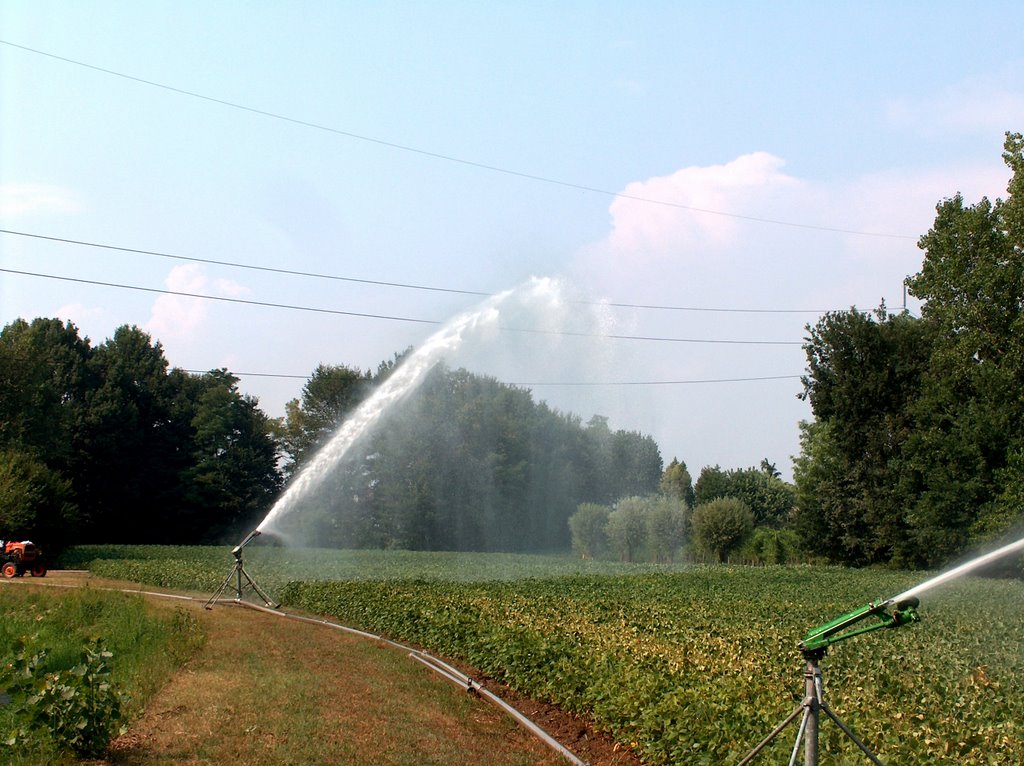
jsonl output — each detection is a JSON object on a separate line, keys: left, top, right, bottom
{"left": 65, "top": 546, "right": 1024, "bottom": 765}
{"left": 63, "top": 544, "right": 685, "bottom": 592}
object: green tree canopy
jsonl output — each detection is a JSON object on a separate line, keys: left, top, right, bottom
{"left": 694, "top": 465, "right": 795, "bottom": 528}
{"left": 274, "top": 363, "right": 372, "bottom": 477}
{"left": 568, "top": 503, "right": 610, "bottom": 559}
{"left": 0, "top": 448, "right": 77, "bottom": 552}
{"left": 691, "top": 497, "right": 754, "bottom": 563}
{"left": 795, "top": 132, "right": 1024, "bottom": 568}
{"left": 0, "top": 318, "right": 285, "bottom": 546}
{"left": 902, "top": 134, "right": 1024, "bottom": 561}
{"left": 0, "top": 317, "right": 92, "bottom": 468}
{"left": 606, "top": 498, "right": 649, "bottom": 562}
{"left": 181, "top": 369, "right": 282, "bottom": 542}
{"left": 659, "top": 457, "right": 695, "bottom": 507}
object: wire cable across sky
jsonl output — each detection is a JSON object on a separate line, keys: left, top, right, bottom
{"left": 0, "top": 227, "right": 837, "bottom": 315}
{"left": 183, "top": 368, "right": 803, "bottom": 386}
{"left": 0, "top": 39, "right": 916, "bottom": 241}
{"left": 0, "top": 267, "right": 806, "bottom": 346}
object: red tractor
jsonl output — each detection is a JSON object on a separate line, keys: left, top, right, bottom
{"left": 1, "top": 540, "right": 47, "bottom": 578}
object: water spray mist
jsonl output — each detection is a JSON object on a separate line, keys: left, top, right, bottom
{"left": 210, "top": 277, "right": 570, "bottom": 605}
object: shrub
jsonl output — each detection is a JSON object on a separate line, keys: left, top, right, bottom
{"left": 2, "top": 637, "right": 126, "bottom": 758}
{"left": 568, "top": 503, "right": 610, "bottom": 559}
{"left": 644, "top": 496, "right": 688, "bottom": 563}
{"left": 691, "top": 497, "right": 754, "bottom": 562}
{"left": 0, "top": 449, "right": 78, "bottom": 554}
{"left": 606, "top": 498, "right": 649, "bottom": 562}
{"left": 739, "top": 527, "right": 804, "bottom": 565}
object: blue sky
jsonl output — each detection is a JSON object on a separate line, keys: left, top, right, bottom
{"left": 2, "top": 2, "right": 1023, "bottom": 479}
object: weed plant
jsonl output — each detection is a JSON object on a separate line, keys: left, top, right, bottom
{"left": 0, "top": 587, "right": 204, "bottom": 764}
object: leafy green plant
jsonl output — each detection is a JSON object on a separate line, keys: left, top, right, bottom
{"left": 2, "top": 637, "right": 127, "bottom": 758}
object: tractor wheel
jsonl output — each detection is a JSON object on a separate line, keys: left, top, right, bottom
{"left": 2, "top": 561, "right": 18, "bottom": 578}
{"left": 31, "top": 562, "right": 47, "bottom": 577}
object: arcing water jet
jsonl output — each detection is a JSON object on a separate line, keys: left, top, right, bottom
{"left": 255, "top": 277, "right": 566, "bottom": 538}
{"left": 888, "top": 535, "right": 1024, "bottom": 605}
{"left": 208, "top": 276, "right": 584, "bottom": 605}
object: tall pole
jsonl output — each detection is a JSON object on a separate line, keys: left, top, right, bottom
{"left": 804, "top": 656, "right": 820, "bottom": 766}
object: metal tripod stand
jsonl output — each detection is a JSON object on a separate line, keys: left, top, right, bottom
{"left": 205, "top": 529, "right": 278, "bottom": 609}
{"left": 737, "top": 649, "right": 883, "bottom": 766}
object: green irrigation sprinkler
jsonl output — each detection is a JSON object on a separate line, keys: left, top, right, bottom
{"left": 799, "top": 597, "right": 920, "bottom": 654}
{"left": 738, "top": 597, "right": 920, "bottom": 766}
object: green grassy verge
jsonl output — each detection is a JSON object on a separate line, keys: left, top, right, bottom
{"left": 0, "top": 585, "right": 205, "bottom": 765}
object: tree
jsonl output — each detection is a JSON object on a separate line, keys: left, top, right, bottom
{"left": 74, "top": 325, "right": 187, "bottom": 543}
{"left": 694, "top": 465, "right": 795, "bottom": 528}
{"left": 578, "top": 416, "right": 663, "bottom": 505}
{"left": 644, "top": 496, "right": 688, "bottom": 563}
{"left": 796, "top": 307, "right": 933, "bottom": 565}
{"left": 901, "top": 133, "right": 1024, "bottom": 561}
{"left": 793, "top": 133, "right": 1024, "bottom": 568}
{"left": 691, "top": 498, "right": 754, "bottom": 563}
{"left": 605, "top": 498, "right": 649, "bottom": 562}
{"left": 0, "top": 317, "right": 92, "bottom": 467}
{"left": 0, "top": 449, "right": 78, "bottom": 552}
{"left": 608, "top": 430, "right": 664, "bottom": 499}
{"left": 182, "top": 370, "right": 282, "bottom": 542}
{"left": 274, "top": 363, "right": 371, "bottom": 476}
{"left": 568, "top": 503, "right": 610, "bottom": 559}
{"left": 659, "top": 457, "right": 695, "bottom": 507}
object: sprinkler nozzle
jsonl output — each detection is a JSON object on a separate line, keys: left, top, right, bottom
{"left": 232, "top": 529, "right": 262, "bottom": 558}
{"left": 800, "top": 597, "right": 920, "bottom": 655}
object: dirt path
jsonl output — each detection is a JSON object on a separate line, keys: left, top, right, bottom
{"left": 21, "top": 572, "right": 641, "bottom": 766}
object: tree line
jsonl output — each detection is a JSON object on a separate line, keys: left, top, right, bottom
{"left": 267, "top": 361, "right": 666, "bottom": 552}
{"left": 0, "top": 326, "right": 669, "bottom": 552}
{"left": 0, "top": 322, "right": 281, "bottom": 549}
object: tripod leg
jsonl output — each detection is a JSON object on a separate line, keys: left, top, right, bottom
{"left": 819, "top": 701, "right": 884, "bottom": 766}
{"left": 239, "top": 565, "right": 279, "bottom": 608}
{"left": 205, "top": 564, "right": 240, "bottom": 609}
{"left": 787, "top": 705, "right": 812, "bottom": 766}
{"left": 737, "top": 702, "right": 806, "bottom": 766}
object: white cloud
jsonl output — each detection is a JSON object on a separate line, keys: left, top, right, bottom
{"left": 145, "top": 265, "right": 248, "bottom": 342}
{"left": 0, "top": 183, "right": 81, "bottom": 218}
{"left": 604, "top": 152, "right": 802, "bottom": 257}
{"left": 572, "top": 148, "right": 1013, "bottom": 316}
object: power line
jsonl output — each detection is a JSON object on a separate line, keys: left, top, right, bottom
{"left": 511, "top": 375, "right": 803, "bottom": 386}
{"left": 184, "top": 368, "right": 802, "bottom": 386}
{"left": 0, "top": 227, "right": 834, "bottom": 314}
{"left": 0, "top": 228, "right": 489, "bottom": 299}
{"left": 0, "top": 39, "right": 915, "bottom": 241}
{"left": 0, "top": 267, "right": 439, "bottom": 326}
{"left": 0, "top": 267, "right": 804, "bottom": 346}
{"left": 184, "top": 369, "right": 309, "bottom": 380}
